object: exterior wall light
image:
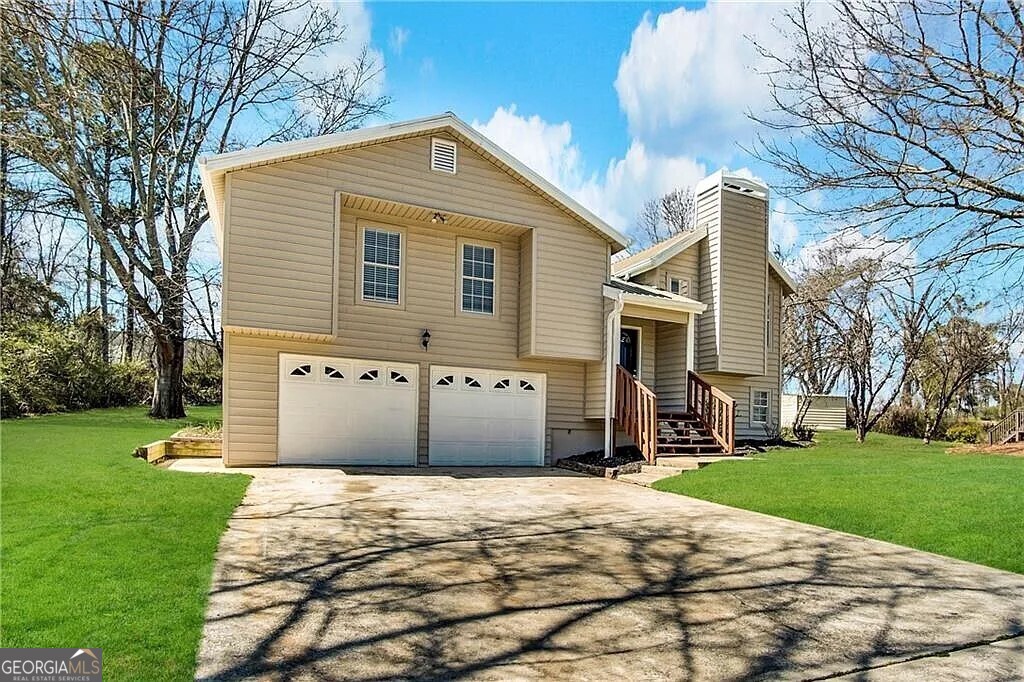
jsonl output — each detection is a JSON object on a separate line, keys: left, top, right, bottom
{"left": 431, "top": 212, "right": 447, "bottom": 224}
{"left": 421, "top": 329, "right": 431, "bottom": 350}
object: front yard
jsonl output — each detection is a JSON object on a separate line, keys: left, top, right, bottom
{"left": 654, "top": 430, "right": 1024, "bottom": 574}
{"left": 1, "top": 407, "right": 249, "bottom": 680}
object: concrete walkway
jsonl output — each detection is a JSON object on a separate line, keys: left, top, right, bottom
{"left": 177, "top": 461, "right": 1024, "bottom": 681}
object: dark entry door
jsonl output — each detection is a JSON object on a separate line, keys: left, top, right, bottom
{"left": 619, "top": 328, "right": 639, "bottom": 376}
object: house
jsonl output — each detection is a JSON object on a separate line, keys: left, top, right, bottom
{"left": 199, "top": 113, "right": 795, "bottom": 468}
{"left": 780, "top": 394, "right": 848, "bottom": 431}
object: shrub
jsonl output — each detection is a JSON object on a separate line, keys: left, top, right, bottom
{"left": 944, "top": 421, "right": 984, "bottom": 444}
{"left": 792, "top": 423, "right": 818, "bottom": 442}
{"left": 183, "top": 355, "right": 222, "bottom": 406}
{"left": 0, "top": 322, "right": 154, "bottom": 417}
{"left": 876, "top": 405, "right": 927, "bottom": 439}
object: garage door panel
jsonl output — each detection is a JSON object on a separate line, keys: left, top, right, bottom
{"left": 429, "top": 366, "right": 545, "bottom": 466}
{"left": 278, "top": 354, "right": 417, "bottom": 465}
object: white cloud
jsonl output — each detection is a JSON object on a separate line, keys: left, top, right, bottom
{"left": 771, "top": 199, "right": 800, "bottom": 252}
{"left": 419, "top": 57, "right": 436, "bottom": 79}
{"left": 614, "top": 3, "right": 831, "bottom": 155}
{"left": 388, "top": 26, "right": 409, "bottom": 56}
{"left": 472, "top": 106, "right": 706, "bottom": 236}
{"left": 795, "top": 230, "right": 918, "bottom": 275}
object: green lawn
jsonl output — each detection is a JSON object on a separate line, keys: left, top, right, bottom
{"left": 1, "top": 406, "right": 249, "bottom": 680}
{"left": 653, "top": 430, "right": 1024, "bottom": 574}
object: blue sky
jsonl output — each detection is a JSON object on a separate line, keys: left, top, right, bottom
{"left": 341, "top": 1, "right": 807, "bottom": 251}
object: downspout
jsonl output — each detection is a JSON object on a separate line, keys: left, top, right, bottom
{"left": 604, "top": 291, "right": 624, "bottom": 459}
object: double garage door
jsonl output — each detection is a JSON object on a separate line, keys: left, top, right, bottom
{"left": 278, "top": 354, "right": 545, "bottom": 466}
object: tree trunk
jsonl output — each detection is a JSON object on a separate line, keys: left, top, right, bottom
{"left": 99, "top": 256, "right": 109, "bottom": 362}
{"left": 124, "top": 295, "right": 134, "bottom": 361}
{"left": 151, "top": 335, "right": 186, "bottom": 418}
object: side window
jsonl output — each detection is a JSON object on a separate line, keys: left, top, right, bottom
{"left": 362, "top": 228, "right": 401, "bottom": 304}
{"left": 669, "top": 276, "right": 689, "bottom": 296}
{"left": 751, "top": 390, "right": 770, "bottom": 425}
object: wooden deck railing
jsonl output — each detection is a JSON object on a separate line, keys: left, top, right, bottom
{"left": 988, "top": 409, "right": 1024, "bottom": 445}
{"left": 615, "top": 364, "right": 658, "bottom": 463}
{"left": 686, "top": 370, "right": 736, "bottom": 454}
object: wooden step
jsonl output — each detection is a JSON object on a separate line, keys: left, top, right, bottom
{"left": 659, "top": 440, "right": 724, "bottom": 450}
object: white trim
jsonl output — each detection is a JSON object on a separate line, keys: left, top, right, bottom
{"left": 611, "top": 226, "right": 708, "bottom": 279}
{"left": 602, "top": 283, "right": 707, "bottom": 314}
{"left": 199, "top": 113, "right": 629, "bottom": 252}
{"left": 620, "top": 325, "right": 643, "bottom": 381}
{"left": 769, "top": 254, "right": 797, "bottom": 295}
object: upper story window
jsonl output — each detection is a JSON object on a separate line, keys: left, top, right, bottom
{"left": 751, "top": 389, "right": 770, "bottom": 425}
{"left": 669, "top": 276, "right": 689, "bottom": 296}
{"left": 362, "top": 228, "right": 401, "bottom": 304}
{"left": 460, "top": 242, "right": 496, "bottom": 315}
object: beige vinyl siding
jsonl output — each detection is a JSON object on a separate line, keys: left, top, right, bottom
{"left": 519, "top": 231, "right": 534, "bottom": 356}
{"left": 654, "top": 321, "right": 688, "bottom": 411}
{"left": 699, "top": 275, "right": 784, "bottom": 439}
{"left": 696, "top": 185, "right": 720, "bottom": 372}
{"left": 584, "top": 297, "right": 615, "bottom": 420}
{"left": 224, "top": 332, "right": 597, "bottom": 467}
{"left": 223, "top": 134, "right": 608, "bottom": 359}
{"left": 717, "top": 189, "right": 768, "bottom": 375}
{"left": 620, "top": 316, "right": 655, "bottom": 384}
{"left": 781, "top": 395, "right": 847, "bottom": 431}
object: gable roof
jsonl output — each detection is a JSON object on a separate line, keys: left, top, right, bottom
{"left": 611, "top": 226, "right": 709, "bottom": 279}
{"left": 604, "top": 277, "right": 707, "bottom": 314}
{"left": 199, "top": 113, "right": 628, "bottom": 253}
{"left": 611, "top": 226, "right": 797, "bottom": 296}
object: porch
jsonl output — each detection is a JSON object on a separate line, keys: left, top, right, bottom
{"left": 602, "top": 279, "right": 737, "bottom": 464}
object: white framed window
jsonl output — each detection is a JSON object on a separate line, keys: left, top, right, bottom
{"left": 459, "top": 241, "right": 497, "bottom": 315}
{"left": 751, "top": 389, "right": 770, "bottom": 425}
{"left": 361, "top": 227, "right": 401, "bottom": 304}
{"left": 669, "top": 276, "right": 689, "bottom": 296}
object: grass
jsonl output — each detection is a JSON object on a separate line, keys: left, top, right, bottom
{"left": 1, "top": 406, "right": 249, "bottom": 680}
{"left": 653, "top": 430, "right": 1024, "bottom": 574}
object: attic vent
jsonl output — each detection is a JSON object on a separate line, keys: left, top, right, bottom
{"left": 430, "top": 138, "right": 457, "bottom": 174}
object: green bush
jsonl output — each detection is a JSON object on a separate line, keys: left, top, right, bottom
{"left": 183, "top": 355, "right": 222, "bottom": 406}
{"left": 876, "top": 405, "right": 927, "bottom": 439}
{"left": 944, "top": 421, "right": 984, "bottom": 444}
{"left": 0, "top": 322, "right": 154, "bottom": 417}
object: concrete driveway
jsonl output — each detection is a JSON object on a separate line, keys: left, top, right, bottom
{"left": 180, "top": 463, "right": 1024, "bottom": 681}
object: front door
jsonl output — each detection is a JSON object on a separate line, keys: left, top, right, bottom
{"left": 619, "top": 327, "right": 640, "bottom": 377}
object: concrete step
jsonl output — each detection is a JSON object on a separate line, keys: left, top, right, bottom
{"left": 656, "top": 454, "right": 746, "bottom": 468}
{"left": 617, "top": 470, "right": 675, "bottom": 487}
{"left": 641, "top": 463, "right": 696, "bottom": 475}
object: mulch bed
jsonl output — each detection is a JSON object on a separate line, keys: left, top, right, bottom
{"left": 556, "top": 446, "right": 645, "bottom": 479}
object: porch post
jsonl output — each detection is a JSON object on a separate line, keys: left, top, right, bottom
{"left": 686, "top": 311, "right": 696, "bottom": 375}
{"left": 604, "top": 292, "right": 624, "bottom": 459}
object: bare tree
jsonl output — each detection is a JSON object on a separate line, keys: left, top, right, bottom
{"left": 185, "top": 264, "right": 223, "bottom": 359}
{"left": 633, "top": 187, "right": 696, "bottom": 247}
{"left": 915, "top": 308, "right": 1004, "bottom": 443}
{"left": 753, "top": 0, "right": 1024, "bottom": 275}
{"left": 4, "top": 0, "right": 389, "bottom": 417}
{"left": 781, "top": 256, "right": 846, "bottom": 431}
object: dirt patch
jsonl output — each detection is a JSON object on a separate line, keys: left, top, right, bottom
{"left": 173, "top": 422, "right": 223, "bottom": 439}
{"left": 556, "top": 447, "right": 645, "bottom": 479}
{"left": 947, "top": 442, "right": 1024, "bottom": 457}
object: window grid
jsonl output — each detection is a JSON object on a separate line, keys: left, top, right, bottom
{"left": 752, "top": 390, "right": 770, "bottom": 424}
{"left": 362, "top": 229, "right": 401, "bottom": 304}
{"left": 461, "top": 244, "right": 495, "bottom": 314}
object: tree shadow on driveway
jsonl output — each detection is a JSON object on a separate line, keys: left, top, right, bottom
{"left": 195, "top": 470, "right": 1024, "bottom": 681}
